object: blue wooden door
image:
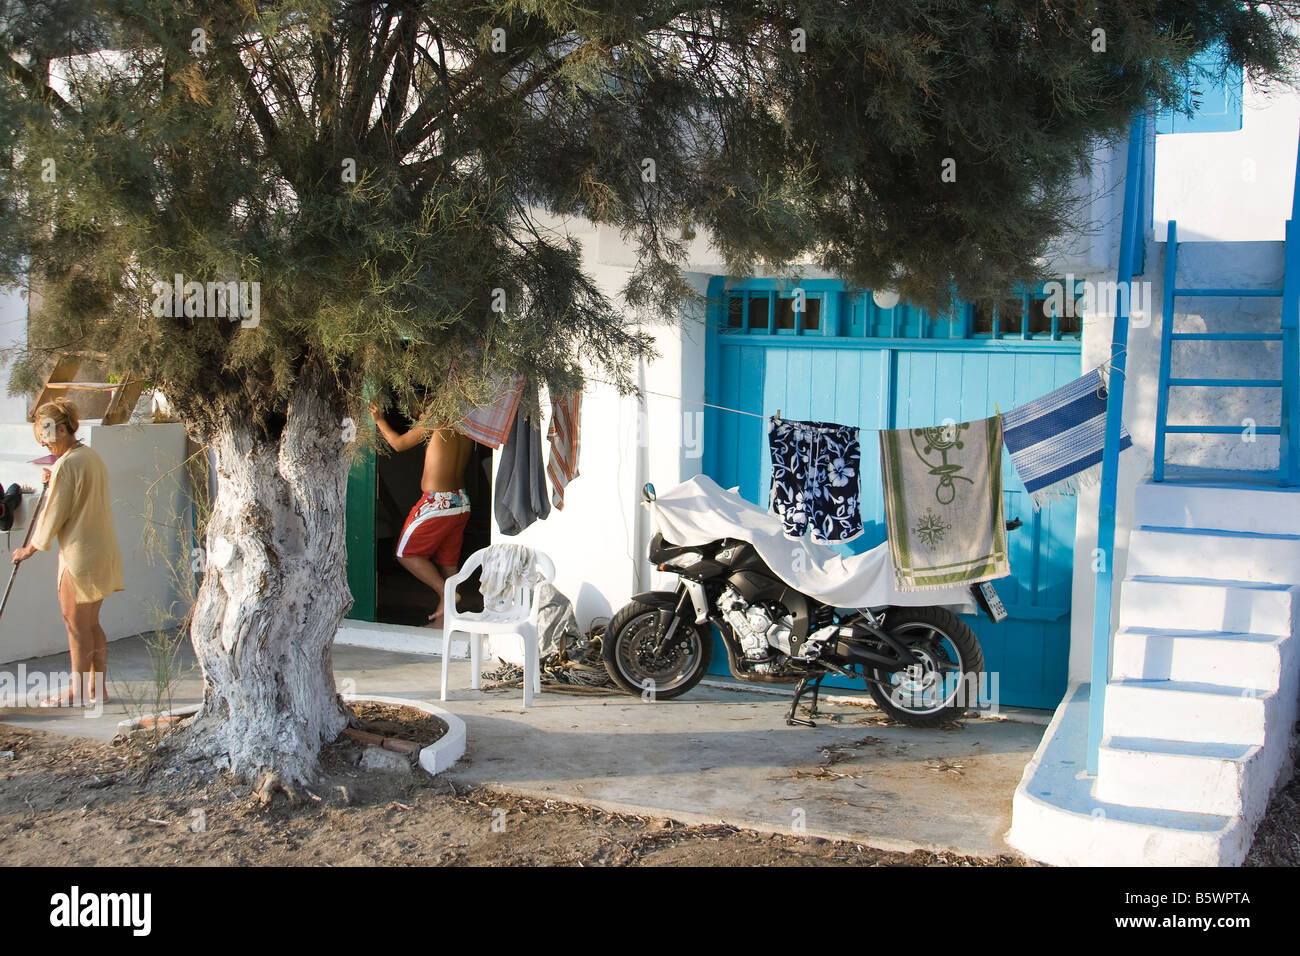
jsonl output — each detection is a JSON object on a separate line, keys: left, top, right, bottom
{"left": 703, "top": 285, "right": 1080, "bottom": 710}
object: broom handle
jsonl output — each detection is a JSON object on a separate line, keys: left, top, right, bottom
{"left": 0, "top": 480, "right": 50, "bottom": 619}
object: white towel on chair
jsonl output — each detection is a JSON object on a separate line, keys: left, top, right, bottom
{"left": 480, "top": 543, "right": 536, "bottom": 609}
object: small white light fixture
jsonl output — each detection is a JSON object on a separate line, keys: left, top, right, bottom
{"left": 872, "top": 288, "right": 900, "bottom": 310}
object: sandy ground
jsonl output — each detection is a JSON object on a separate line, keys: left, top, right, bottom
{"left": 0, "top": 720, "right": 1030, "bottom": 867}
{"left": 2, "top": 704, "right": 1293, "bottom": 867}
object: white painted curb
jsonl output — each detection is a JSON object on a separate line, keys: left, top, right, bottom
{"left": 344, "top": 694, "right": 466, "bottom": 777}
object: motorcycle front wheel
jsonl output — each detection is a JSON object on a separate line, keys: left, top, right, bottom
{"left": 602, "top": 601, "right": 713, "bottom": 700}
{"left": 866, "top": 606, "right": 986, "bottom": 726}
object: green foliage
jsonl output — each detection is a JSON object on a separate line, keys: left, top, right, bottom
{"left": 1, "top": 0, "right": 1296, "bottom": 436}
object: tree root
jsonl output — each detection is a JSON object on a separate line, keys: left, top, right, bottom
{"left": 255, "top": 771, "right": 302, "bottom": 807}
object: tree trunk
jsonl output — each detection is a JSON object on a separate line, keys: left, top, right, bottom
{"left": 184, "top": 376, "right": 353, "bottom": 786}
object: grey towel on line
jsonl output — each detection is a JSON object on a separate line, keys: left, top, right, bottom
{"left": 494, "top": 407, "right": 551, "bottom": 535}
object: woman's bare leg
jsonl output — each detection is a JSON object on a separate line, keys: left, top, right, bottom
{"left": 89, "top": 611, "right": 108, "bottom": 702}
{"left": 56, "top": 572, "right": 106, "bottom": 703}
{"left": 52, "top": 571, "right": 95, "bottom": 705}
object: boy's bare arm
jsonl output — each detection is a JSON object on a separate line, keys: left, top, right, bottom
{"left": 369, "top": 405, "right": 430, "bottom": 452}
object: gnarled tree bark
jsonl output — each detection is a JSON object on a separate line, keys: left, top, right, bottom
{"left": 183, "top": 373, "right": 354, "bottom": 786}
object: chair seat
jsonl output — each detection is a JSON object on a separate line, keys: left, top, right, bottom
{"left": 450, "top": 608, "right": 530, "bottom": 628}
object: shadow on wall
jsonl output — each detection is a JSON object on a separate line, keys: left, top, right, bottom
{"left": 577, "top": 577, "right": 613, "bottom": 628}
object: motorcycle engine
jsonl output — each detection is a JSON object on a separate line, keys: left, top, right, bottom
{"left": 717, "top": 586, "right": 794, "bottom": 660}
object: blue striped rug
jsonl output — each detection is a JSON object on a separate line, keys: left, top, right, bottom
{"left": 1001, "top": 369, "right": 1132, "bottom": 508}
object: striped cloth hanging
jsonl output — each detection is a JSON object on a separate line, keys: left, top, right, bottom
{"left": 546, "top": 391, "right": 581, "bottom": 509}
{"left": 1001, "top": 368, "right": 1133, "bottom": 508}
{"left": 461, "top": 372, "right": 525, "bottom": 449}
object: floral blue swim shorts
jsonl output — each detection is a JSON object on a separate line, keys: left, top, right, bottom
{"left": 768, "top": 417, "right": 864, "bottom": 544}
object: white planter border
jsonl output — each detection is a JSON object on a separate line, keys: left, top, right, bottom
{"left": 343, "top": 693, "right": 466, "bottom": 776}
{"left": 115, "top": 696, "right": 466, "bottom": 778}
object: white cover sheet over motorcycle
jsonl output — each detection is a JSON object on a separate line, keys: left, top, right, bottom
{"left": 651, "top": 475, "right": 976, "bottom": 612}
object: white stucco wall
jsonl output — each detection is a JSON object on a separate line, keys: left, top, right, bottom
{"left": 486, "top": 263, "right": 710, "bottom": 645}
{"left": 1153, "top": 77, "right": 1300, "bottom": 242}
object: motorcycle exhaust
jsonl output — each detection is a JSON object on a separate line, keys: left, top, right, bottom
{"left": 715, "top": 629, "right": 800, "bottom": 684}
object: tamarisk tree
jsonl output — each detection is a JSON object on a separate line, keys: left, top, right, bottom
{"left": 1, "top": 0, "right": 1295, "bottom": 787}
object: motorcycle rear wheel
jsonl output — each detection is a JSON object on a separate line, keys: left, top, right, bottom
{"left": 866, "top": 606, "right": 986, "bottom": 726}
{"left": 603, "top": 601, "right": 713, "bottom": 700}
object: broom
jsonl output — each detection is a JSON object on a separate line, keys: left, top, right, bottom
{"left": 0, "top": 480, "right": 49, "bottom": 621}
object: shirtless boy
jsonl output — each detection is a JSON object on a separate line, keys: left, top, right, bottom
{"left": 369, "top": 405, "right": 473, "bottom": 627}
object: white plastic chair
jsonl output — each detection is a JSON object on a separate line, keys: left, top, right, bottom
{"left": 440, "top": 546, "right": 556, "bottom": 708}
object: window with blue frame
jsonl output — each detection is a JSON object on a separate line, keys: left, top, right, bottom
{"left": 722, "top": 282, "right": 832, "bottom": 335}
{"left": 1156, "top": 44, "right": 1244, "bottom": 134}
{"left": 719, "top": 281, "right": 1081, "bottom": 341}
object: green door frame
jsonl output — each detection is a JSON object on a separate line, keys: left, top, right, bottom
{"left": 345, "top": 449, "right": 377, "bottom": 621}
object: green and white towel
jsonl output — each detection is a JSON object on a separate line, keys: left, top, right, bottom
{"left": 879, "top": 416, "right": 1009, "bottom": 591}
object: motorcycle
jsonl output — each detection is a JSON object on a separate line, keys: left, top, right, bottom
{"left": 602, "top": 479, "right": 1018, "bottom": 727}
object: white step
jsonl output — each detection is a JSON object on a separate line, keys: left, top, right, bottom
{"left": 1096, "top": 736, "right": 1260, "bottom": 816}
{"left": 1119, "top": 575, "right": 1295, "bottom": 637}
{"left": 1111, "top": 625, "right": 1287, "bottom": 689}
{"left": 1007, "top": 684, "right": 1254, "bottom": 865}
{"left": 1126, "top": 526, "right": 1300, "bottom": 585}
{"left": 1102, "top": 679, "right": 1278, "bottom": 746}
{"left": 1134, "top": 481, "right": 1300, "bottom": 536}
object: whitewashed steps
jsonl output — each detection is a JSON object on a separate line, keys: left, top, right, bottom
{"left": 1126, "top": 526, "right": 1300, "bottom": 584}
{"left": 1008, "top": 685, "right": 1254, "bottom": 866}
{"left": 1096, "top": 736, "right": 1261, "bottom": 816}
{"left": 1119, "top": 575, "right": 1295, "bottom": 636}
{"left": 1111, "top": 626, "right": 1287, "bottom": 689}
{"left": 1009, "top": 424, "right": 1300, "bottom": 865}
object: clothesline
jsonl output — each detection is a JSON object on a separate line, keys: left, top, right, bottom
{"left": 584, "top": 356, "right": 1117, "bottom": 432}
{"left": 583, "top": 378, "right": 767, "bottom": 419}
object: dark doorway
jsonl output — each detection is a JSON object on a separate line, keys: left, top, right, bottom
{"left": 373, "top": 412, "right": 492, "bottom": 627}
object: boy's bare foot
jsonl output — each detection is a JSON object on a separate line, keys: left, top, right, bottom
{"left": 425, "top": 610, "right": 444, "bottom": 629}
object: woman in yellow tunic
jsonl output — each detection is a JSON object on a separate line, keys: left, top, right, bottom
{"left": 11, "top": 398, "right": 123, "bottom": 706}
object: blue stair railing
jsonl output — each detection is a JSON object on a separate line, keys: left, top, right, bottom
{"left": 1152, "top": 128, "right": 1300, "bottom": 485}
{"left": 1086, "top": 112, "right": 1148, "bottom": 776}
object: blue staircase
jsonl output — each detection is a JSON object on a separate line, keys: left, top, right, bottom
{"left": 1151, "top": 130, "right": 1300, "bottom": 485}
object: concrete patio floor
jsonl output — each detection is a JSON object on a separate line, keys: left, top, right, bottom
{"left": 0, "top": 633, "right": 1048, "bottom": 858}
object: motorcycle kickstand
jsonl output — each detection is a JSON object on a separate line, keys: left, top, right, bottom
{"left": 786, "top": 676, "right": 822, "bottom": 727}
{"left": 809, "top": 675, "right": 824, "bottom": 717}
